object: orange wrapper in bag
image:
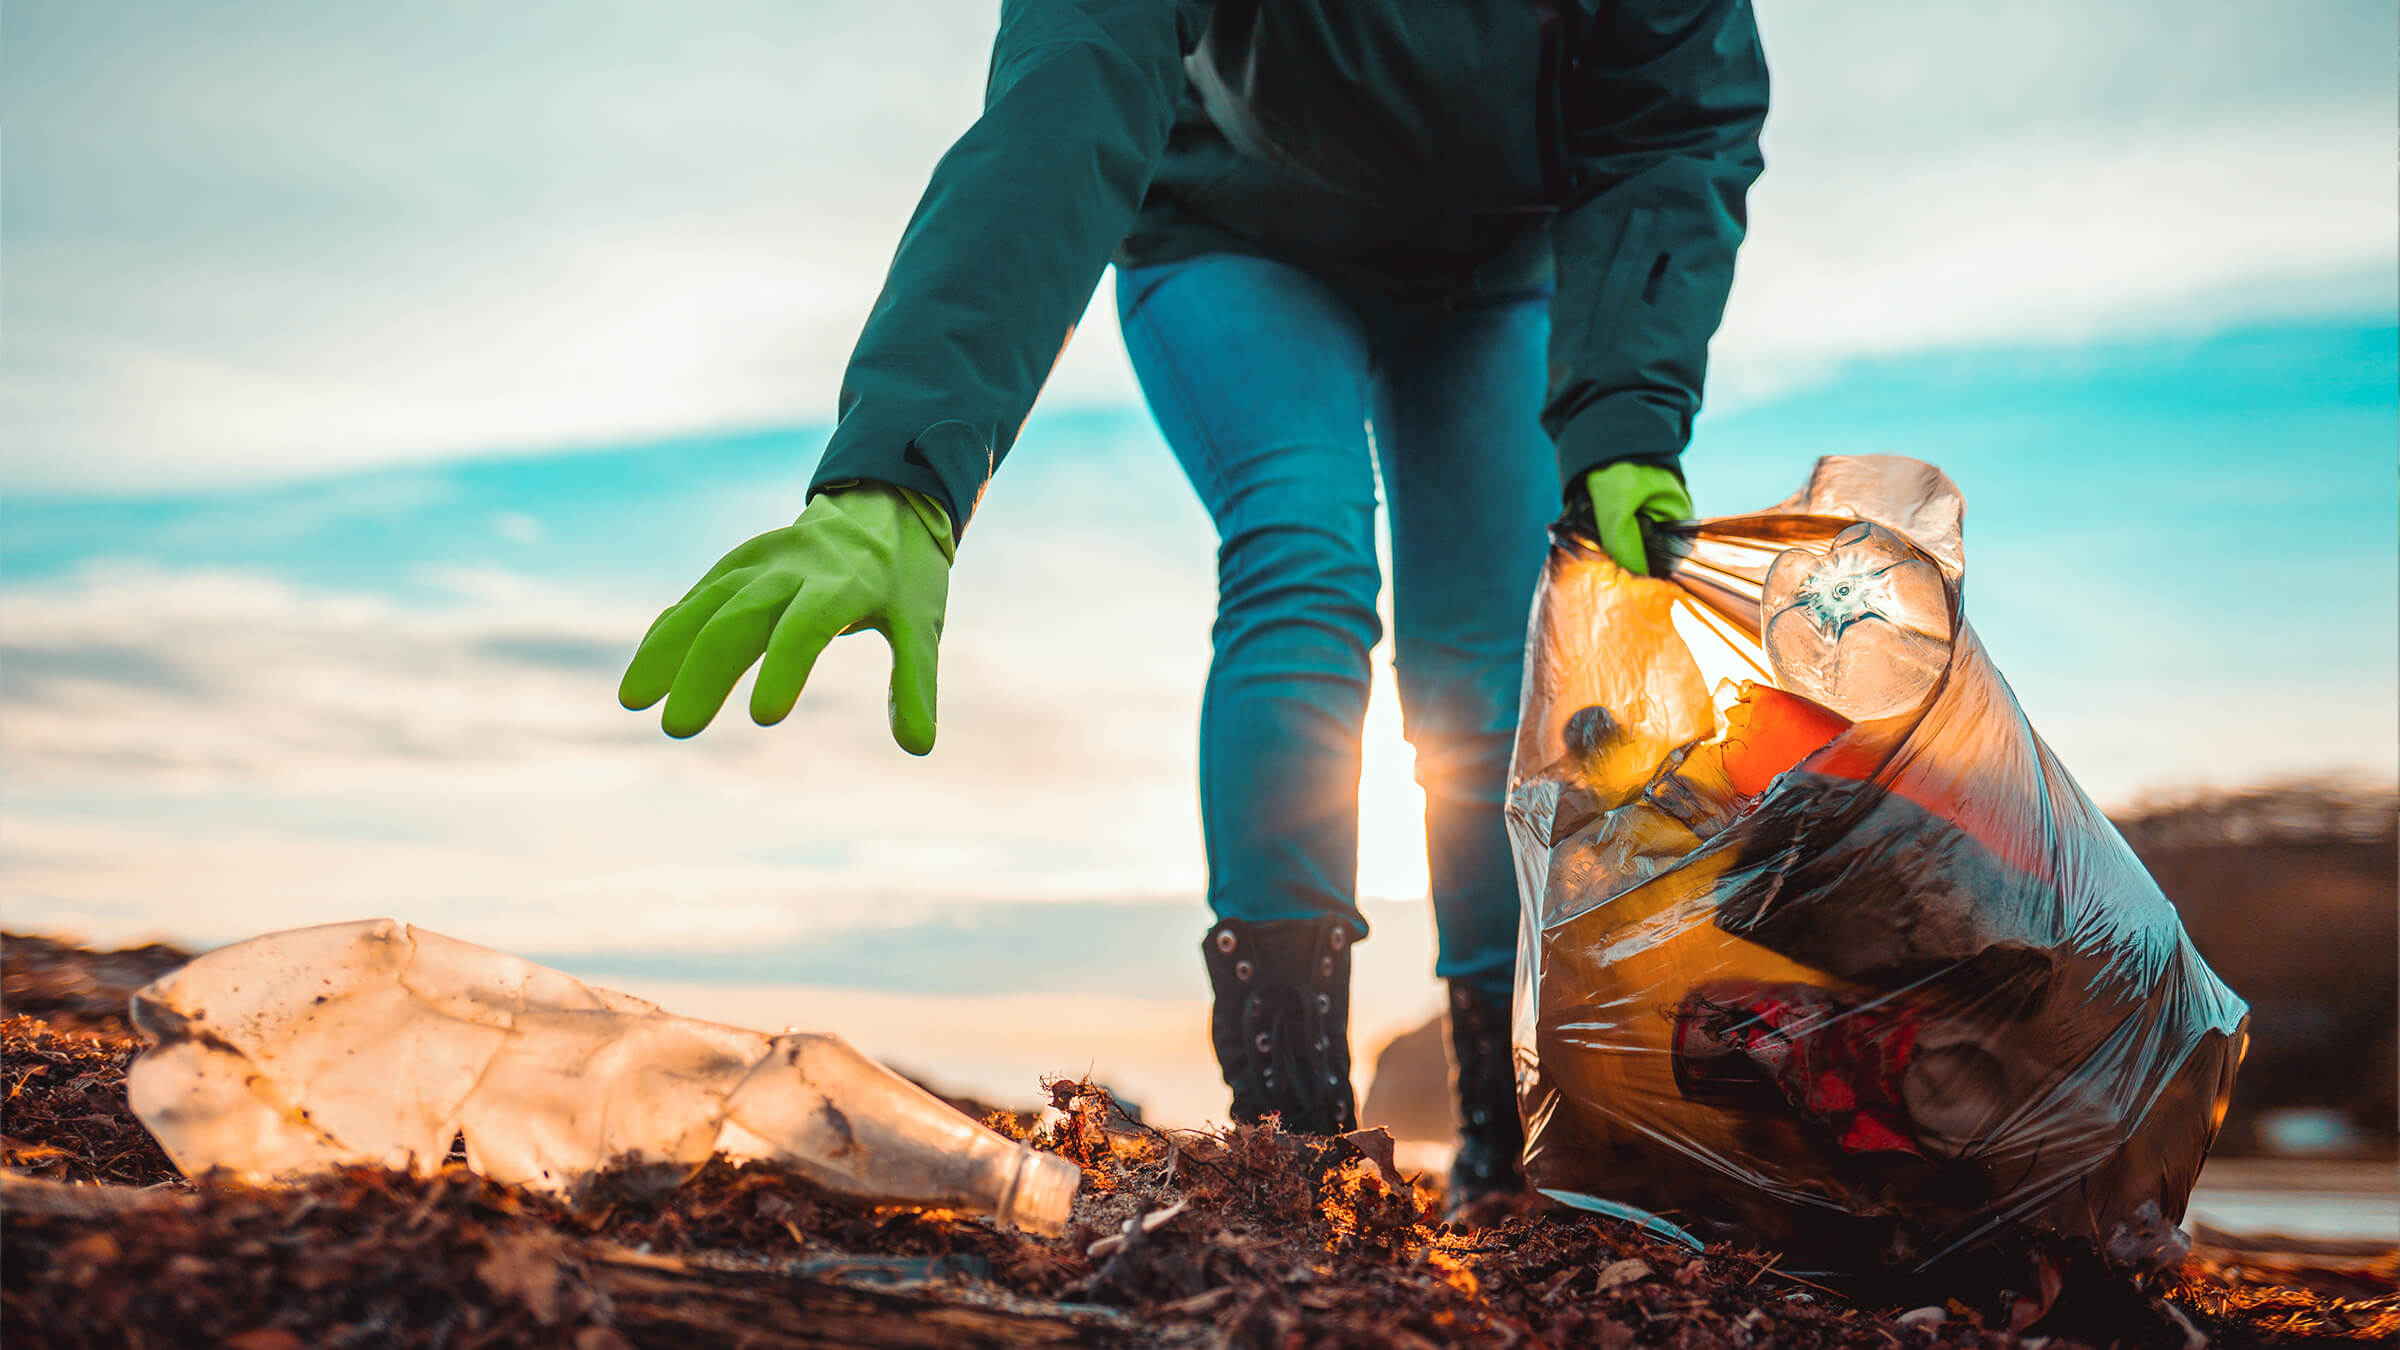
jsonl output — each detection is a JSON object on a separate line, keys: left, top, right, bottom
{"left": 1718, "top": 683, "right": 1852, "bottom": 797}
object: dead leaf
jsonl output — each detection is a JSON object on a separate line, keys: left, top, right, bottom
{"left": 1594, "top": 1258, "right": 1652, "bottom": 1292}
{"left": 1339, "top": 1127, "right": 1406, "bottom": 1190}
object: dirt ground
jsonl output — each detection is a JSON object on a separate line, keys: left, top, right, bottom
{"left": 4, "top": 933, "right": 2393, "bottom": 1349}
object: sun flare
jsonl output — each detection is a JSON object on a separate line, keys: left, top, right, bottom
{"left": 1356, "top": 658, "right": 1432, "bottom": 903}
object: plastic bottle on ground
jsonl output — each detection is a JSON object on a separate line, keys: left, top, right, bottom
{"left": 126, "top": 919, "right": 1080, "bottom": 1233}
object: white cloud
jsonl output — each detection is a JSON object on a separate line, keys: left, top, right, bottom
{"left": 492, "top": 511, "right": 544, "bottom": 544}
{"left": 0, "top": 556, "right": 1221, "bottom": 943}
{"left": 1716, "top": 108, "right": 2396, "bottom": 403}
{"left": 4, "top": 1, "right": 997, "bottom": 492}
{"left": 4, "top": 1, "right": 2392, "bottom": 492}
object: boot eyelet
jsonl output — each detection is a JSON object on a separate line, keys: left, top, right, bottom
{"left": 1328, "top": 929, "right": 1346, "bottom": 951}
{"left": 1325, "top": 1072, "right": 1340, "bottom": 1087}
{"left": 1316, "top": 993, "right": 1331, "bottom": 1014}
{"left": 1253, "top": 1032, "right": 1272, "bottom": 1053}
{"left": 1318, "top": 956, "right": 1334, "bottom": 979}
{"left": 1315, "top": 1035, "right": 1328, "bottom": 1053}
{"left": 1214, "top": 930, "right": 1237, "bottom": 953}
{"left": 1234, "top": 960, "right": 1253, "bottom": 981}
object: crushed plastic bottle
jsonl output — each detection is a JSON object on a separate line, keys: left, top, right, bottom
{"left": 1762, "top": 520, "right": 1953, "bottom": 722}
{"left": 125, "top": 919, "right": 1081, "bottom": 1234}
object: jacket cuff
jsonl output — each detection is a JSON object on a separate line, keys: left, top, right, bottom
{"left": 1551, "top": 396, "right": 1689, "bottom": 497}
{"left": 807, "top": 418, "right": 991, "bottom": 542}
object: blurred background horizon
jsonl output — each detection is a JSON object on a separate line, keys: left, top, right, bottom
{"left": 5, "top": 2, "right": 2396, "bottom": 1142}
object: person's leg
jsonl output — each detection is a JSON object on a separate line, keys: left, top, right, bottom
{"left": 1117, "top": 254, "right": 1381, "bottom": 1132}
{"left": 1365, "top": 283, "right": 1559, "bottom": 1201}
{"left": 1371, "top": 287, "right": 1556, "bottom": 999}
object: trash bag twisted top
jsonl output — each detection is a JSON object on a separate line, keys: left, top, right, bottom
{"left": 1505, "top": 455, "right": 2248, "bottom": 1281}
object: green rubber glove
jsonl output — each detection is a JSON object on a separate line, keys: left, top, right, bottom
{"left": 619, "top": 483, "right": 955, "bottom": 751}
{"left": 1584, "top": 463, "right": 1694, "bottom": 576}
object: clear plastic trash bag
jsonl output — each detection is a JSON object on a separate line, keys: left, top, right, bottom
{"left": 1507, "top": 456, "right": 2248, "bottom": 1280}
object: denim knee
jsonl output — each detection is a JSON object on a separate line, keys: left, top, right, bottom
{"left": 1394, "top": 646, "right": 1523, "bottom": 789}
{"left": 1212, "top": 506, "right": 1383, "bottom": 685}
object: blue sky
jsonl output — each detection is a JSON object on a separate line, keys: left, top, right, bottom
{"left": 4, "top": 2, "right": 2395, "bottom": 1119}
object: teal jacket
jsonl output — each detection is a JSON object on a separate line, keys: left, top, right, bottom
{"left": 810, "top": 0, "right": 1767, "bottom": 537}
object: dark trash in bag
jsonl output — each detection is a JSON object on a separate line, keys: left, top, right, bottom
{"left": 1507, "top": 456, "right": 2249, "bottom": 1293}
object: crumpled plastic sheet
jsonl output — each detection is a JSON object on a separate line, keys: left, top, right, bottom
{"left": 1507, "top": 456, "right": 2248, "bottom": 1279}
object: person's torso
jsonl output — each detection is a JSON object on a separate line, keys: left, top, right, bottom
{"left": 1189, "top": 0, "right": 1564, "bottom": 215}
{"left": 1126, "top": 0, "right": 1583, "bottom": 292}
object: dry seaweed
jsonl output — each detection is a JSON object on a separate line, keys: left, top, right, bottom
{"left": 5, "top": 934, "right": 2392, "bottom": 1349}
{"left": 1, "top": 932, "right": 189, "bottom": 1035}
{"left": 3, "top": 1016, "right": 179, "bottom": 1187}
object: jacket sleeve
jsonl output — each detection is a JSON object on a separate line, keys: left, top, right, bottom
{"left": 1544, "top": 0, "right": 1767, "bottom": 491}
{"left": 807, "top": 0, "right": 1213, "bottom": 535}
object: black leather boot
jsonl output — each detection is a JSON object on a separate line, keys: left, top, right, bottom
{"left": 1446, "top": 981, "right": 1527, "bottom": 1211}
{"left": 1202, "top": 917, "right": 1357, "bottom": 1134}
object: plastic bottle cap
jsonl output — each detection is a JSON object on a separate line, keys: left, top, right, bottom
{"left": 1002, "top": 1148, "right": 1081, "bottom": 1236}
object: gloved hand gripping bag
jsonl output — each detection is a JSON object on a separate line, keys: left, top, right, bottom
{"left": 1506, "top": 456, "right": 2248, "bottom": 1281}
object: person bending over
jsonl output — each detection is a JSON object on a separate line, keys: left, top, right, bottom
{"left": 621, "top": 0, "right": 1766, "bottom": 1213}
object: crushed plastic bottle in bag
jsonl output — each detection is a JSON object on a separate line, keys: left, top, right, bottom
{"left": 1762, "top": 521, "right": 1953, "bottom": 722}
{"left": 125, "top": 919, "right": 1080, "bottom": 1234}
{"left": 1508, "top": 456, "right": 2247, "bottom": 1289}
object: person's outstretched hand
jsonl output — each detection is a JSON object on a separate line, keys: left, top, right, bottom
{"left": 619, "top": 483, "right": 954, "bottom": 751}
{"left": 1584, "top": 463, "right": 1693, "bottom": 576}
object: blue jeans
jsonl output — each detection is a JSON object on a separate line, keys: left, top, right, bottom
{"left": 1117, "top": 253, "right": 1557, "bottom": 998}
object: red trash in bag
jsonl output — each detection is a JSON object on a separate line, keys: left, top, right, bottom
{"left": 1506, "top": 456, "right": 2247, "bottom": 1284}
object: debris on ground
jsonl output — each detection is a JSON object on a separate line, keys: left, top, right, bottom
{"left": 1, "top": 932, "right": 188, "bottom": 1033}
{"left": 6, "top": 933, "right": 2393, "bottom": 1348}
{"left": 2, "top": 1016, "right": 179, "bottom": 1188}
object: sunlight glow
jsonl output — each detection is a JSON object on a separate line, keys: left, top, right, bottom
{"left": 1350, "top": 594, "right": 1776, "bottom": 908}
{"left": 1672, "top": 595, "right": 1775, "bottom": 696}
{"left": 1356, "top": 654, "right": 1433, "bottom": 903}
